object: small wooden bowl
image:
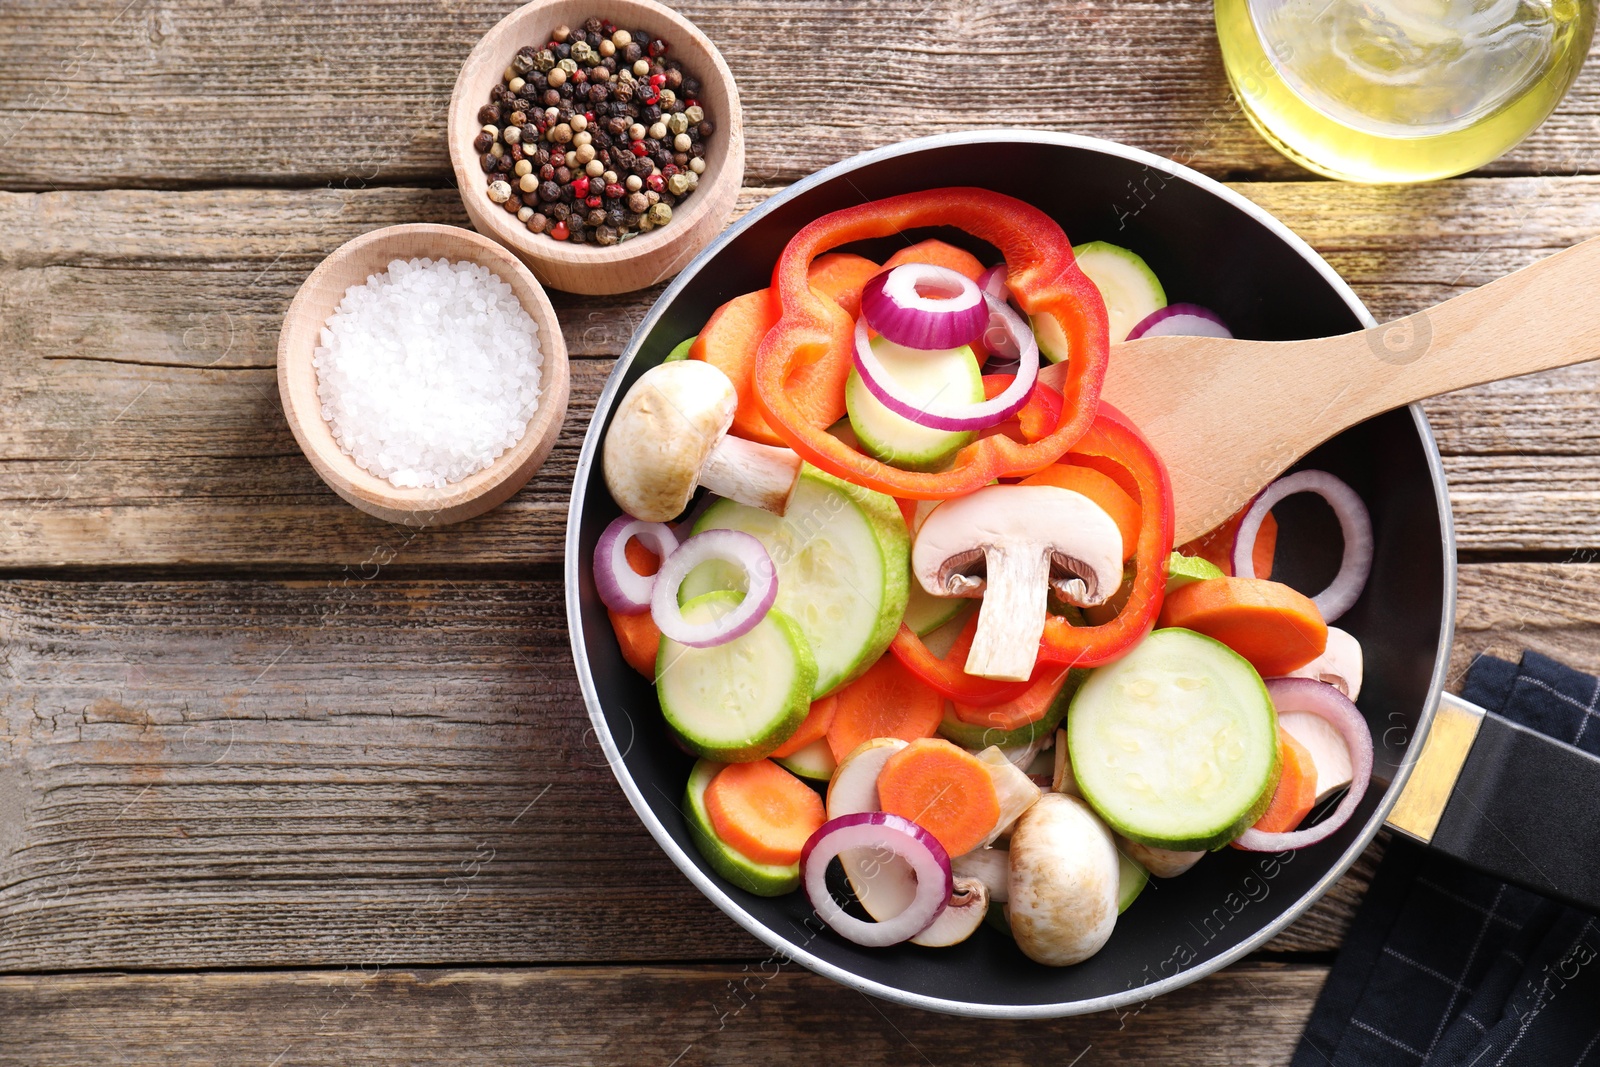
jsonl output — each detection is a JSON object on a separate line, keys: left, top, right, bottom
{"left": 277, "top": 223, "right": 570, "bottom": 526}
{"left": 448, "top": 0, "right": 744, "bottom": 295}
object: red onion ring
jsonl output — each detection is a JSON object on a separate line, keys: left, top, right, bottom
{"left": 801, "top": 812, "right": 952, "bottom": 947}
{"left": 649, "top": 530, "right": 777, "bottom": 648}
{"left": 1232, "top": 469, "right": 1373, "bottom": 623}
{"left": 861, "top": 263, "right": 989, "bottom": 351}
{"left": 1233, "top": 678, "right": 1373, "bottom": 851}
{"left": 852, "top": 295, "right": 1039, "bottom": 432}
{"left": 977, "top": 263, "right": 1009, "bottom": 301}
{"left": 1127, "top": 303, "right": 1232, "bottom": 340}
{"left": 594, "top": 515, "right": 680, "bottom": 614}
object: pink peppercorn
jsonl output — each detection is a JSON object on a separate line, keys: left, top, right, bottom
{"left": 604, "top": 181, "right": 625, "bottom": 199}
{"left": 646, "top": 173, "right": 665, "bottom": 193}
{"left": 631, "top": 140, "right": 648, "bottom": 157}
{"left": 571, "top": 176, "right": 590, "bottom": 198}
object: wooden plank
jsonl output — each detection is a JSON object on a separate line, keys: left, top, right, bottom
{"left": 0, "top": 573, "right": 1382, "bottom": 972}
{"left": 3, "top": 0, "right": 1600, "bottom": 191}
{"left": 8, "top": 177, "right": 1600, "bottom": 564}
{"left": 0, "top": 961, "right": 1323, "bottom": 1065}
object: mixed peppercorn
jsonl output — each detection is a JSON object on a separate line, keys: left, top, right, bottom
{"left": 474, "top": 17, "right": 715, "bottom": 246}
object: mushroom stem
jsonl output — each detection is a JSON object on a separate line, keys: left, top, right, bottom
{"left": 699, "top": 435, "right": 803, "bottom": 516}
{"left": 965, "top": 545, "right": 1052, "bottom": 681}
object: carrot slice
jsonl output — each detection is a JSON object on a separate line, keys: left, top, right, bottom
{"left": 1020, "top": 464, "right": 1140, "bottom": 561}
{"left": 690, "top": 288, "right": 786, "bottom": 445}
{"left": 769, "top": 695, "right": 839, "bottom": 759}
{"left": 1246, "top": 727, "right": 1318, "bottom": 836}
{"left": 880, "top": 239, "right": 986, "bottom": 282}
{"left": 1180, "top": 506, "right": 1278, "bottom": 578}
{"left": 609, "top": 540, "right": 662, "bottom": 675}
{"left": 1159, "top": 577, "right": 1327, "bottom": 676}
{"left": 825, "top": 653, "right": 945, "bottom": 762}
{"left": 876, "top": 738, "right": 1002, "bottom": 857}
{"left": 610, "top": 608, "right": 661, "bottom": 676}
{"left": 807, "top": 252, "right": 880, "bottom": 319}
{"left": 705, "top": 759, "right": 826, "bottom": 866}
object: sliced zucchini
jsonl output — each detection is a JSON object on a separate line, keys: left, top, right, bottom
{"left": 1117, "top": 849, "right": 1149, "bottom": 913}
{"left": 845, "top": 336, "right": 983, "bottom": 471}
{"left": 1167, "top": 551, "right": 1224, "bottom": 589}
{"left": 657, "top": 591, "right": 815, "bottom": 763}
{"left": 683, "top": 759, "right": 798, "bottom": 896}
{"left": 1068, "top": 628, "right": 1280, "bottom": 851}
{"left": 773, "top": 737, "right": 836, "bottom": 782}
{"left": 1070, "top": 241, "right": 1167, "bottom": 344}
{"left": 683, "top": 467, "right": 909, "bottom": 696}
{"left": 663, "top": 336, "right": 696, "bottom": 362}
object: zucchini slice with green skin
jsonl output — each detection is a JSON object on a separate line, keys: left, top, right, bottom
{"left": 845, "top": 336, "right": 982, "bottom": 472}
{"left": 936, "top": 669, "right": 1089, "bottom": 751}
{"left": 656, "top": 591, "right": 815, "bottom": 763}
{"left": 1069, "top": 241, "right": 1167, "bottom": 344}
{"left": 683, "top": 759, "right": 799, "bottom": 896}
{"left": 772, "top": 737, "right": 835, "bottom": 782}
{"left": 683, "top": 467, "right": 909, "bottom": 697}
{"left": 1116, "top": 850, "right": 1149, "bottom": 914}
{"left": 1167, "top": 551, "right": 1224, "bottom": 589}
{"left": 663, "top": 336, "right": 696, "bottom": 362}
{"left": 1068, "top": 628, "right": 1280, "bottom": 851}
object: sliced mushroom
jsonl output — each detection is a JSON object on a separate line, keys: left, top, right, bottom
{"left": 911, "top": 877, "right": 990, "bottom": 948}
{"left": 911, "top": 485, "right": 1124, "bottom": 680}
{"left": 1281, "top": 626, "right": 1364, "bottom": 701}
{"left": 1279, "top": 710, "right": 1355, "bottom": 805}
{"left": 951, "top": 847, "right": 1010, "bottom": 903}
{"left": 1116, "top": 835, "right": 1204, "bottom": 879}
{"left": 602, "top": 360, "right": 803, "bottom": 522}
{"left": 1008, "top": 793, "right": 1119, "bottom": 966}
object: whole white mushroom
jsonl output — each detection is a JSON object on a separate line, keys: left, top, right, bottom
{"left": 1007, "top": 793, "right": 1120, "bottom": 966}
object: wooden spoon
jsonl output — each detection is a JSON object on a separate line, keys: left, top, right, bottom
{"left": 1073, "top": 236, "right": 1600, "bottom": 543}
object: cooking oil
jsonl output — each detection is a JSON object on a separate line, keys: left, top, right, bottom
{"left": 1215, "top": 0, "right": 1595, "bottom": 182}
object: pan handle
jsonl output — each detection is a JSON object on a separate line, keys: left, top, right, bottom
{"left": 1386, "top": 692, "right": 1600, "bottom": 912}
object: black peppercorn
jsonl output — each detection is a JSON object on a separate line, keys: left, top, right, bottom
{"left": 508, "top": 110, "right": 527, "bottom": 127}
{"left": 473, "top": 130, "right": 495, "bottom": 154}
{"left": 554, "top": 165, "right": 572, "bottom": 184}
{"left": 697, "top": 121, "right": 714, "bottom": 138}
{"left": 588, "top": 83, "right": 608, "bottom": 104}
{"left": 504, "top": 193, "right": 523, "bottom": 213}
{"left": 583, "top": 16, "right": 602, "bottom": 34}
{"left": 648, "top": 38, "right": 667, "bottom": 56}
{"left": 477, "top": 104, "right": 501, "bottom": 124}
{"left": 689, "top": 141, "right": 706, "bottom": 159}
{"left": 555, "top": 42, "right": 571, "bottom": 58}
{"left": 543, "top": 88, "right": 560, "bottom": 107}
{"left": 527, "top": 212, "right": 548, "bottom": 234}
{"left": 653, "top": 148, "right": 673, "bottom": 168}
{"left": 664, "top": 69, "right": 682, "bottom": 90}
{"left": 538, "top": 163, "right": 555, "bottom": 181}
{"left": 491, "top": 85, "right": 511, "bottom": 103}
{"left": 535, "top": 147, "right": 552, "bottom": 166}
{"left": 643, "top": 104, "right": 662, "bottom": 123}
{"left": 478, "top": 152, "right": 497, "bottom": 172}
{"left": 495, "top": 154, "right": 514, "bottom": 172}
{"left": 607, "top": 206, "right": 626, "bottom": 227}
{"left": 538, "top": 180, "right": 561, "bottom": 202}
{"left": 624, "top": 42, "right": 642, "bottom": 63}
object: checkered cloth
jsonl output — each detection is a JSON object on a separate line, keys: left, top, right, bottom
{"left": 1293, "top": 652, "right": 1600, "bottom": 1067}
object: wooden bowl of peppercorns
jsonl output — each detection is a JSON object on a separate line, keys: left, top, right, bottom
{"left": 449, "top": 0, "right": 744, "bottom": 296}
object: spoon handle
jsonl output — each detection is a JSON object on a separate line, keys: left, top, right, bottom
{"left": 1341, "top": 232, "right": 1600, "bottom": 415}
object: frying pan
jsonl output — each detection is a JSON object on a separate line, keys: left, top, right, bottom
{"left": 564, "top": 131, "right": 1600, "bottom": 1018}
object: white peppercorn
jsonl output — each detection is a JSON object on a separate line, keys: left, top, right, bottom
{"left": 612, "top": 29, "right": 631, "bottom": 46}
{"left": 628, "top": 122, "right": 646, "bottom": 141}
{"left": 603, "top": 169, "right": 618, "bottom": 183}
{"left": 503, "top": 125, "right": 522, "bottom": 144}
{"left": 487, "top": 180, "right": 512, "bottom": 203}
{"left": 518, "top": 173, "right": 538, "bottom": 193}
{"left": 648, "top": 121, "right": 667, "bottom": 140}
{"left": 514, "top": 159, "right": 533, "bottom": 176}
{"left": 633, "top": 59, "right": 649, "bottom": 76}
{"left": 570, "top": 113, "right": 588, "bottom": 133}
{"left": 585, "top": 158, "right": 604, "bottom": 177}
{"left": 489, "top": 142, "right": 505, "bottom": 158}
{"left": 547, "top": 67, "right": 566, "bottom": 88}
{"left": 508, "top": 76, "right": 526, "bottom": 95}
{"left": 689, "top": 156, "right": 706, "bottom": 175}
{"left": 517, "top": 205, "right": 535, "bottom": 222}
{"left": 625, "top": 174, "right": 643, "bottom": 191}
{"left": 673, "top": 132, "right": 691, "bottom": 152}
{"left": 573, "top": 130, "right": 592, "bottom": 147}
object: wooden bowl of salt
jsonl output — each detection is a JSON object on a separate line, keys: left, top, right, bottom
{"left": 277, "top": 223, "right": 570, "bottom": 526}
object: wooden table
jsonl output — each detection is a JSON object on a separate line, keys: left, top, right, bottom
{"left": 4, "top": 1, "right": 1600, "bottom": 1061}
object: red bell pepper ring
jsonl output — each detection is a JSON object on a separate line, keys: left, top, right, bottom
{"left": 1035, "top": 402, "right": 1175, "bottom": 669}
{"left": 752, "top": 188, "right": 1109, "bottom": 499}
{"left": 891, "top": 403, "right": 1175, "bottom": 691}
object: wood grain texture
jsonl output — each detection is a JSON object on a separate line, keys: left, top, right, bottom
{"left": 0, "top": 574, "right": 1389, "bottom": 972}
{"left": 2, "top": 0, "right": 1600, "bottom": 191}
{"left": 0, "top": 962, "right": 1323, "bottom": 1066}
{"left": 8, "top": 177, "right": 1600, "bottom": 564}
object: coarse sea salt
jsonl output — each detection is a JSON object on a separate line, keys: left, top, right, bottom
{"left": 313, "top": 257, "right": 544, "bottom": 489}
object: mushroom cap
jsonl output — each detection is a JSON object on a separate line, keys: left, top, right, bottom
{"left": 910, "top": 484, "right": 1125, "bottom": 606}
{"left": 1007, "top": 793, "right": 1119, "bottom": 966}
{"left": 602, "top": 360, "right": 738, "bottom": 522}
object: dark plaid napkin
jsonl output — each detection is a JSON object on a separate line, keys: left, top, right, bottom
{"left": 1293, "top": 651, "right": 1600, "bottom": 1067}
